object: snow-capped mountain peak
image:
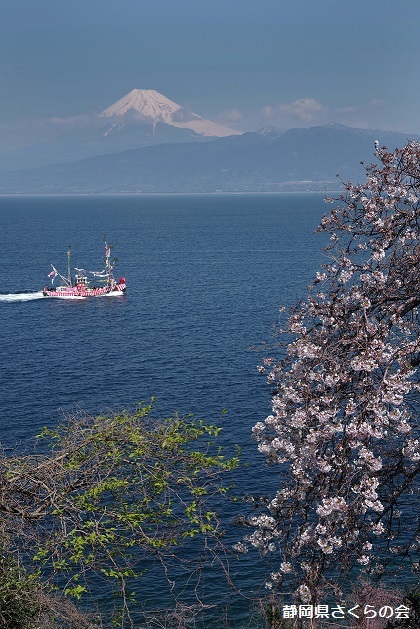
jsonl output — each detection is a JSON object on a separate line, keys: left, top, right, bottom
{"left": 255, "top": 126, "right": 285, "bottom": 138}
{"left": 102, "top": 89, "right": 185, "bottom": 123}
{"left": 101, "top": 88, "right": 241, "bottom": 137}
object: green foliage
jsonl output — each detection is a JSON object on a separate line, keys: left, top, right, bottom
{"left": 0, "top": 555, "right": 42, "bottom": 628}
{"left": 0, "top": 554, "right": 99, "bottom": 628}
{"left": 387, "top": 587, "right": 420, "bottom": 628}
{"left": 1, "top": 402, "right": 239, "bottom": 625}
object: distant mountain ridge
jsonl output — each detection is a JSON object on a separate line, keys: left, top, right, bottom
{"left": 0, "top": 123, "right": 418, "bottom": 194}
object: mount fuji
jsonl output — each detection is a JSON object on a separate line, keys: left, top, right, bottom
{"left": 101, "top": 89, "right": 240, "bottom": 138}
{"left": 0, "top": 89, "right": 241, "bottom": 172}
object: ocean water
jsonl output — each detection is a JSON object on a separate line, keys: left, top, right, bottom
{"left": 0, "top": 193, "right": 329, "bottom": 624}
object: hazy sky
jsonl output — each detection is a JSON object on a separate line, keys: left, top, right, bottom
{"left": 1, "top": 0, "right": 419, "bottom": 149}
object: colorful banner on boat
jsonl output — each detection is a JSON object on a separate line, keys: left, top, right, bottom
{"left": 48, "top": 267, "right": 58, "bottom": 284}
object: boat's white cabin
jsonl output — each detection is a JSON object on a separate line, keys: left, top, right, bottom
{"left": 75, "top": 273, "right": 88, "bottom": 286}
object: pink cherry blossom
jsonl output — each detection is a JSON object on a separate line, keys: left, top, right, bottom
{"left": 242, "top": 141, "right": 420, "bottom": 603}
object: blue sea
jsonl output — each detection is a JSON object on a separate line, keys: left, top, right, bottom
{"left": 0, "top": 193, "right": 329, "bottom": 625}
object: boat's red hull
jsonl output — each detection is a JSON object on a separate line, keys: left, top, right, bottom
{"left": 43, "top": 282, "right": 126, "bottom": 299}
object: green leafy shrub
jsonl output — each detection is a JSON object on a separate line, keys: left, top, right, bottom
{"left": 0, "top": 555, "right": 41, "bottom": 628}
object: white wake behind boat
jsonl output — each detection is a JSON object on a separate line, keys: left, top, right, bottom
{"left": 43, "top": 243, "right": 126, "bottom": 299}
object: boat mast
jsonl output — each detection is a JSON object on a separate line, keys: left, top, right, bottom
{"left": 105, "top": 242, "right": 113, "bottom": 285}
{"left": 67, "top": 246, "right": 72, "bottom": 286}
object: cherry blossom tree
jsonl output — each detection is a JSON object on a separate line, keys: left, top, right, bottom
{"left": 243, "top": 141, "right": 420, "bottom": 604}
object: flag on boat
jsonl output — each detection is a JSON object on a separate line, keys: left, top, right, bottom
{"left": 48, "top": 267, "right": 58, "bottom": 283}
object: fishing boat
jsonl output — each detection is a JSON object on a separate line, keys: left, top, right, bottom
{"left": 43, "top": 243, "right": 126, "bottom": 299}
